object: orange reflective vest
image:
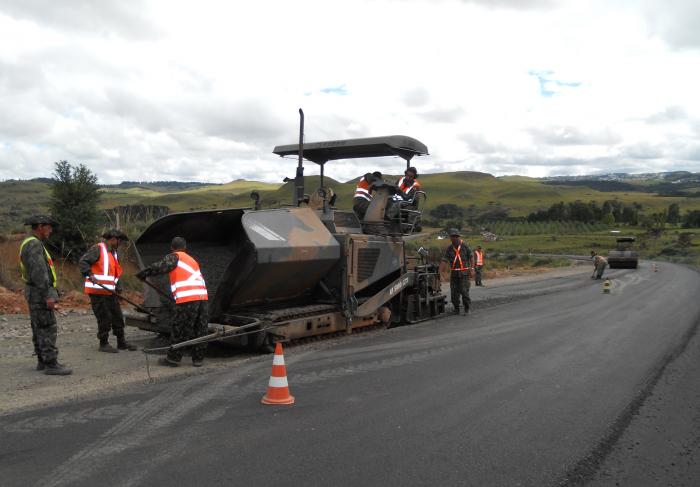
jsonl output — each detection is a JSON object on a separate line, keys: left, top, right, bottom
{"left": 451, "top": 242, "right": 469, "bottom": 271}
{"left": 169, "top": 251, "right": 208, "bottom": 304}
{"left": 84, "top": 243, "right": 122, "bottom": 295}
{"left": 398, "top": 177, "right": 421, "bottom": 194}
{"left": 474, "top": 250, "right": 483, "bottom": 266}
{"left": 354, "top": 176, "right": 373, "bottom": 201}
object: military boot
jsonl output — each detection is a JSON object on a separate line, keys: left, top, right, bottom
{"left": 117, "top": 337, "right": 137, "bottom": 351}
{"left": 44, "top": 361, "right": 72, "bottom": 375}
{"left": 99, "top": 339, "right": 118, "bottom": 353}
{"left": 36, "top": 359, "right": 45, "bottom": 371}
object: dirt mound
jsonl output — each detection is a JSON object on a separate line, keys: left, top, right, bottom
{"left": 0, "top": 286, "right": 27, "bottom": 314}
{"left": 0, "top": 286, "right": 143, "bottom": 315}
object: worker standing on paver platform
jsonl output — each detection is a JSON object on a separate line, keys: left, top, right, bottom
{"left": 79, "top": 228, "right": 137, "bottom": 353}
{"left": 136, "top": 236, "right": 209, "bottom": 367}
{"left": 591, "top": 250, "right": 608, "bottom": 280}
{"left": 440, "top": 228, "right": 474, "bottom": 315}
{"left": 19, "top": 215, "right": 72, "bottom": 375}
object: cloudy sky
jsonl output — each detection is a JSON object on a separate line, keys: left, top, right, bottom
{"left": 1, "top": 0, "right": 699, "bottom": 184}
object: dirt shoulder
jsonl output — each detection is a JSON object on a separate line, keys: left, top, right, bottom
{"left": 0, "top": 264, "right": 589, "bottom": 416}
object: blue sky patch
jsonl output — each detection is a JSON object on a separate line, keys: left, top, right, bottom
{"left": 320, "top": 84, "right": 349, "bottom": 95}
{"left": 529, "top": 70, "right": 580, "bottom": 97}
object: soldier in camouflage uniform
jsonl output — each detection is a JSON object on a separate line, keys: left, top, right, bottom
{"left": 440, "top": 228, "right": 474, "bottom": 315}
{"left": 19, "top": 215, "right": 72, "bottom": 375}
{"left": 136, "top": 237, "right": 209, "bottom": 367}
{"left": 79, "top": 229, "right": 137, "bottom": 353}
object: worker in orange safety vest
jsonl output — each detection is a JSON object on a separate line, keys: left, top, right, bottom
{"left": 473, "top": 245, "right": 485, "bottom": 286}
{"left": 440, "top": 228, "right": 474, "bottom": 315}
{"left": 79, "top": 228, "right": 137, "bottom": 353}
{"left": 396, "top": 166, "right": 422, "bottom": 204}
{"left": 136, "top": 236, "right": 209, "bottom": 367}
{"left": 352, "top": 171, "right": 383, "bottom": 220}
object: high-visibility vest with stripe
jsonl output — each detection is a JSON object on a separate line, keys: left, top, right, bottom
{"left": 19, "top": 236, "right": 57, "bottom": 288}
{"left": 84, "top": 242, "right": 122, "bottom": 295}
{"left": 474, "top": 250, "right": 483, "bottom": 266}
{"left": 169, "top": 251, "right": 208, "bottom": 304}
{"left": 354, "top": 176, "right": 373, "bottom": 201}
{"left": 398, "top": 177, "right": 421, "bottom": 194}
{"left": 451, "top": 242, "right": 469, "bottom": 271}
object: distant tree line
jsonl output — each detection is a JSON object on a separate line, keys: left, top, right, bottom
{"left": 527, "top": 200, "right": 640, "bottom": 225}
{"left": 542, "top": 180, "right": 642, "bottom": 192}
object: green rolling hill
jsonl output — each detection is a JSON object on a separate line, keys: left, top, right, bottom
{"left": 2, "top": 171, "right": 700, "bottom": 233}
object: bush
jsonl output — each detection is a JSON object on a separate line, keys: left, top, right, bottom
{"left": 49, "top": 161, "right": 102, "bottom": 262}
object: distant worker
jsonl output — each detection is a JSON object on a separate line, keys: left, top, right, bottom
{"left": 396, "top": 166, "right": 422, "bottom": 205}
{"left": 440, "top": 228, "right": 474, "bottom": 315}
{"left": 473, "top": 245, "right": 485, "bottom": 286}
{"left": 19, "top": 215, "right": 72, "bottom": 375}
{"left": 353, "top": 171, "right": 383, "bottom": 220}
{"left": 79, "top": 229, "right": 137, "bottom": 353}
{"left": 136, "top": 237, "right": 209, "bottom": 367}
{"left": 591, "top": 250, "right": 608, "bottom": 280}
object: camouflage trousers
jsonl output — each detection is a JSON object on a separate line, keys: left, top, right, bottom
{"left": 353, "top": 198, "right": 370, "bottom": 220}
{"left": 474, "top": 265, "right": 483, "bottom": 286}
{"left": 594, "top": 262, "right": 607, "bottom": 279}
{"left": 167, "top": 300, "right": 209, "bottom": 363}
{"left": 28, "top": 303, "right": 58, "bottom": 364}
{"left": 89, "top": 294, "right": 125, "bottom": 342}
{"left": 450, "top": 271, "right": 471, "bottom": 311}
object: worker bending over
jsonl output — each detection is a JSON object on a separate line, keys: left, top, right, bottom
{"left": 591, "top": 250, "right": 608, "bottom": 280}
{"left": 136, "top": 237, "right": 209, "bottom": 367}
{"left": 353, "top": 171, "right": 383, "bottom": 220}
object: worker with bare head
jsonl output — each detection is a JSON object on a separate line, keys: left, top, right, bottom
{"left": 136, "top": 235, "right": 209, "bottom": 367}
{"left": 171, "top": 236, "right": 187, "bottom": 251}
{"left": 591, "top": 250, "right": 608, "bottom": 280}
{"left": 19, "top": 215, "right": 72, "bottom": 375}
{"left": 79, "top": 228, "right": 137, "bottom": 353}
{"left": 396, "top": 166, "right": 422, "bottom": 203}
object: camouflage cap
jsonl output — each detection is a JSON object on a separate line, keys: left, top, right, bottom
{"left": 448, "top": 228, "right": 460, "bottom": 236}
{"left": 24, "top": 215, "right": 57, "bottom": 226}
{"left": 102, "top": 228, "right": 129, "bottom": 240}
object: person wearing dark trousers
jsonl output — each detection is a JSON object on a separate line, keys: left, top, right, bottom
{"left": 352, "top": 171, "right": 383, "bottom": 220}
{"left": 440, "top": 229, "right": 474, "bottom": 315}
{"left": 136, "top": 237, "right": 209, "bottom": 367}
{"left": 80, "top": 229, "right": 137, "bottom": 353}
{"left": 473, "top": 245, "right": 484, "bottom": 286}
{"left": 19, "top": 215, "right": 72, "bottom": 375}
{"left": 591, "top": 250, "right": 608, "bottom": 279}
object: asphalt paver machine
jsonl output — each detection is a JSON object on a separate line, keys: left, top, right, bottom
{"left": 125, "top": 110, "right": 447, "bottom": 351}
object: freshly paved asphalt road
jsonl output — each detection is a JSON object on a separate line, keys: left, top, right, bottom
{"left": 2, "top": 263, "right": 699, "bottom": 486}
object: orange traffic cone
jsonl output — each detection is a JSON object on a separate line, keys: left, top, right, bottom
{"left": 261, "top": 342, "right": 295, "bottom": 405}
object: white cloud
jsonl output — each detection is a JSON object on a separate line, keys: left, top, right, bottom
{"left": 1, "top": 0, "right": 700, "bottom": 185}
